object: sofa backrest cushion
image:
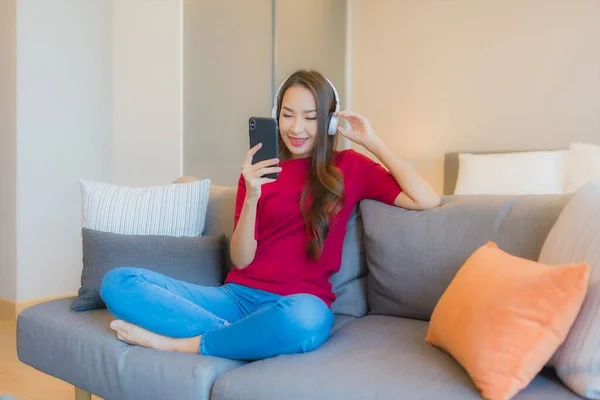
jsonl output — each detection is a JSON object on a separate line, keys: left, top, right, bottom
{"left": 360, "top": 194, "right": 573, "bottom": 321}
{"left": 329, "top": 207, "right": 368, "bottom": 317}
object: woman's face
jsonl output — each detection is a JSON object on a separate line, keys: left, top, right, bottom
{"left": 278, "top": 85, "right": 319, "bottom": 159}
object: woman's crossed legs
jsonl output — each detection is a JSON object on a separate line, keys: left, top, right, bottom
{"left": 99, "top": 267, "right": 334, "bottom": 360}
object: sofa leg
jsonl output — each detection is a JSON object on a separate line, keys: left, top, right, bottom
{"left": 75, "top": 386, "right": 92, "bottom": 400}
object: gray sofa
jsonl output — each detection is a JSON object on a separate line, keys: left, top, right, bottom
{"left": 16, "top": 185, "right": 583, "bottom": 399}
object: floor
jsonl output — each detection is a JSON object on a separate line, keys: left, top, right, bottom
{"left": 0, "top": 316, "right": 102, "bottom": 400}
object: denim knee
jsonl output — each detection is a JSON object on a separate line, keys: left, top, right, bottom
{"left": 99, "top": 266, "right": 140, "bottom": 307}
{"left": 277, "top": 294, "right": 334, "bottom": 351}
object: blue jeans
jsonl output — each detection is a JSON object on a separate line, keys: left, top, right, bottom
{"left": 99, "top": 267, "right": 334, "bottom": 360}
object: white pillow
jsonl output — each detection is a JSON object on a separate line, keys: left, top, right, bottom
{"left": 453, "top": 151, "right": 567, "bottom": 195}
{"left": 80, "top": 179, "right": 211, "bottom": 236}
{"left": 564, "top": 142, "right": 600, "bottom": 194}
{"left": 538, "top": 180, "right": 600, "bottom": 399}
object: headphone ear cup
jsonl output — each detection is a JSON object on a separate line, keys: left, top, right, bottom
{"left": 271, "top": 105, "right": 277, "bottom": 120}
{"left": 328, "top": 113, "right": 339, "bottom": 135}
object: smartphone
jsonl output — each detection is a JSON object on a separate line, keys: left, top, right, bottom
{"left": 249, "top": 117, "right": 279, "bottom": 179}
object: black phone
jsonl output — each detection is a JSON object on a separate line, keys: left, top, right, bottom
{"left": 249, "top": 117, "right": 279, "bottom": 179}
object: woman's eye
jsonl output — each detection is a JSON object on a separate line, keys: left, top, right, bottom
{"left": 283, "top": 114, "right": 292, "bottom": 118}
{"left": 306, "top": 117, "right": 317, "bottom": 120}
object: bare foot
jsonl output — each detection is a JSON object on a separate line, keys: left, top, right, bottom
{"left": 110, "top": 320, "right": 172, "bottom": 350}
{"left": 109, "top": 320, "right": 202, "bottom": 353}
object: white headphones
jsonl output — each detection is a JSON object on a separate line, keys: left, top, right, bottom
{"left": 271, "top": 74, "right": 341, "bottom": 136}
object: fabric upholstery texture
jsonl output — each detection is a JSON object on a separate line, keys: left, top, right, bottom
{"left": 80, "top": 179, "right": 211, "bottom": 236}
{"left": 211, "top": 315, "right": 581, "bottom": 400}
{"left": 538, "top": 181, "right": 600, "bottom": 399}
{"left": 18, "top": 298, "right": 244, "bottom": 400}
{"left": 361, "top": 194, "right": 572, "bottom": 320}
{"left": 72, "top": 229, "right": 223, "bottom": 311}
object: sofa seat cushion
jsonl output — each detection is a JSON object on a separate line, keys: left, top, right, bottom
{"left": 16, "top": 298, "right": 244, "bottom": 400}
{"left": 211, "top": 315, "right": 582, "bottom": 400}
{"left": 16, "top": 298, "right": 355, "bottom": 400}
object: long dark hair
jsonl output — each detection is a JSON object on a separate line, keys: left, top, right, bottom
{"left": 275, "top": 70, "right": 345, "bottom": 260}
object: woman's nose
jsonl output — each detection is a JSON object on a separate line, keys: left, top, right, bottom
{"left": 291, "top": 119, "right": 304, "bottom": 133}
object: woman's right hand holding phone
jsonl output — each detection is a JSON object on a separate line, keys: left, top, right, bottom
{"left": 242, "top": 143, "right": 281, "bottom": 200}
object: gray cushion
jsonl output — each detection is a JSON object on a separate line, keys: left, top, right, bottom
{"left": 17, "top": 298, "right": 243, "bottom": 400}
{"left": 72, "top": 228, "right": 224, "bottom": 311}
{"left": 210, "top": 315, "right": 581, "bottom": 400}
{"left": 330, "top": 314, "right": 356, "bottom": 333}
{"left": 205, "top": 185, "right": 369, "bottom": 318}
{"left": 330, "top": 207, "right": 368, "bottom": 317}
{"left": 361, "top": 194, "right": 572, "bottom": 320}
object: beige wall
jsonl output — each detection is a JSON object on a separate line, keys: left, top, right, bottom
{"left": 112, "top": 0, "right": 182, "bottom": 187}
{"left": 16, "top": 0, "right": 112, "bottom": 301}
{"left": 274, "top": 0, "right": 347, "bottom": 107}
{"left": 351, "top": 0, "right": 600, "bottom": 193}
{"left": 0, "top": 0, "right": 17, "bottom": 301}
{"left": 183, "top": 0, "right": 352, "bottom": 185}
{"left": 275, "top": 0, "right": 349, "bottom": 150}
{"left": 183, "top": 0, "right": 273, "bottom": 186}
{"left": 2, "top": 0, "right": 183, "bottom": 302}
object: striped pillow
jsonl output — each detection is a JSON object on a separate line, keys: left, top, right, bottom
{"left": 538, "top": 180, "right": 600, "bottom": 399}
{"left": 80, "top": 179, "right": 211, "bottom": 237}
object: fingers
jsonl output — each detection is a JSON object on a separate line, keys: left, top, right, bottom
{"left": 242, "top": 160, "right": 280, "bottom": 183}
{"left": 241, "top": 145, "right": 280, "bottom": 191}
{"left": 334, "top": 110, "right": 356, "bottom": 118}
{"left": 244, "top": 143, "right": 262, "bottom": 167}
{"left": 257, "top": 178, "right": 276, "bottom": 185}
{"left": 250, "top": 158, "right": 280, "bottom": 171}
{"left": 334, "top": 110, "right": 366, "bottom": 122}
{"left": 255, "top": 166, "right": 282, "bottom": 177}
{"left": 337, "top": 126, "right": 349, "bottom": 136}
{"left": 244, "top": 165, "right": 281, "bottom": 180}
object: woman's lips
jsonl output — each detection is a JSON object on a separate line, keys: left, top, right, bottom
{"left": 289, "top": 137, "right": 307, "bottom": 147}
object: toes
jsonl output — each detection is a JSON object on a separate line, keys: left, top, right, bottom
{"left": 112, "top": 321, "right": 132, "bottom": 344}
{"left": 116, "top": 332, "right": 131, "bottom": 344}
{"left": 110, "top": 319, "right": 131, "bottom": 334}
{"left": 110, "top": 319, "right": 123, "bottom": 330}
{"left": 110, "top": 320, "right": 166, "bottom": 350}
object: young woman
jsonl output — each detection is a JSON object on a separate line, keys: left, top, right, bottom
{"left": 100, "top": 70, "right": 441, "bottom": 361}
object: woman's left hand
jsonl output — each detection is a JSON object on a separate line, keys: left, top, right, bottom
{"left": 334, "top": 110, "right": 380, "bottom": 150}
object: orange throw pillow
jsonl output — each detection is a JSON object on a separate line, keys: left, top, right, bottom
{"left": 426, "top": 241, "right": 590, "bottom": 400}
